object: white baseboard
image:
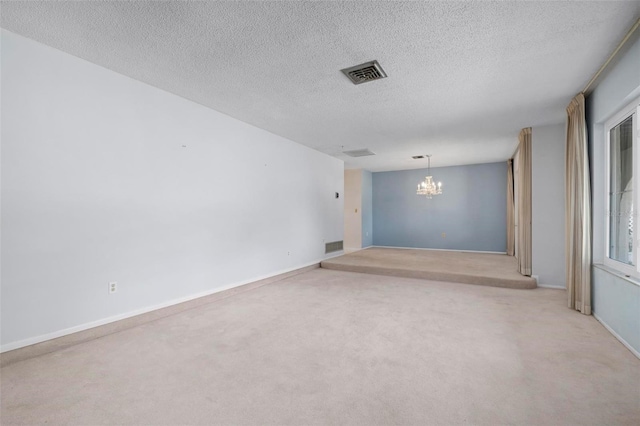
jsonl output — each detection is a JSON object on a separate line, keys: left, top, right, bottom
{"left": 593, "top": 313, "right": 640, "bottom": 359}
{"left": 371, "top": 245, "right": 506, "bottom": 255}
{"left": 344, "top": 247, "right": 363, "bottom": 253}
{"left": 1, "top": 254, "right": 341, "bottom": 353}
{"left": 536, "top": 284, "right": 566, "bottom": 289}
{"left": 531, "top": 275, "right": 565, "bottom": 289}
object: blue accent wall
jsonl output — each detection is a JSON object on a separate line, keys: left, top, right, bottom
{"left": 362, "top": 170, "right": 373, "bottom": 247}
{"left": 372, "top": 162, "right": 507, "bottom": 252}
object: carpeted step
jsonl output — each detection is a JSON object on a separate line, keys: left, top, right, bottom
{"left": 321, "top": 247, "right": 537, "bottom": 290}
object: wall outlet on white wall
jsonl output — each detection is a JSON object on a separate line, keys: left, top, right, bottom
{"left": 108, "top": 282, "right": 117, "bottom": 294}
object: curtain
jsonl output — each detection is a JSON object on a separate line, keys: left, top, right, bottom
{"left": 565, "top": 93, "right": 591, "bottom": 315}
{"left": 517, "top": 128, "right": 532, "bottom": 275}
{"left": 507, "top": 159, "right": 515, "bottom": 256}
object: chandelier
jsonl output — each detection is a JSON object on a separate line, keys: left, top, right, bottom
{"left": 416, "top": 155, "right": 442, "bottom": 198}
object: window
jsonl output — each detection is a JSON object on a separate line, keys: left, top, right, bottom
{"left": 513, "top": 149, "right": 519, "bottom": 260}
{"left": 605, "top": 98, "right": 639, "bottom": 275}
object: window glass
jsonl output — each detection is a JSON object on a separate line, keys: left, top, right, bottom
{"left": 609, "top": 115, "right": 634, "bottom": 265}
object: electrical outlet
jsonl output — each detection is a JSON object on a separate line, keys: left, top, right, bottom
{"left": 109, "top": 282, "right": 117, "bottom": 294}
{"left": 441, "top": 233, "right": 446, "bottom": 238}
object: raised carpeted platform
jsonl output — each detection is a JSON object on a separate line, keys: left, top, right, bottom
{"left": 321, "top": 247, "right": 537, "bottom": 289}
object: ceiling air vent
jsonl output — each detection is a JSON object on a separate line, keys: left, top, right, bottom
{"left": 341, "top": 60, "right": 387, "bottom": 85}
{"left": 343, "top": 149, "right": 376, "bottom": 157}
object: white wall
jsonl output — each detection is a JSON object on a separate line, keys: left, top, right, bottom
{"left": 532, "top": 124, "right": 566, "bottom": 287}
{"left": 0, "top": 30, "right": 344, "bottom": 350}
{"left": 344, "top": 169, "right": 362, "bottom": 250}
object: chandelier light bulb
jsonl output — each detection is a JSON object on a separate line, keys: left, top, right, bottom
{"left": 416, "top": 155, "right": 443, "bottom": 198}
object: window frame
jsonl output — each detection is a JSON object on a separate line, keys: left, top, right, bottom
{"left": 604, "top": 97, "right": 639, "bottom": 276}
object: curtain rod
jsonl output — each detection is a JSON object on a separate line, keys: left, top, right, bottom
{"left": 583, "top": 17, "right": 640, "bottom": 94}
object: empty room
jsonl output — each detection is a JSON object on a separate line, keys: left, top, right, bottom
{"left": 1, "top": 1, "right": 640, "bottom": 425}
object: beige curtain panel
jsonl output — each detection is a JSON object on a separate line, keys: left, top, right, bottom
{"left": 517, "top": 128, "right": 532, "bottom": 276}
{"left": 507, "top": 159, "right": 515, "bottom": 256}
{"left": 565, "top": 93, "right": 592, "bottom": 315}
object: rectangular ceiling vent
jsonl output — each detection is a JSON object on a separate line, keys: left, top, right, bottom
{"left": 343, "top": 148, "right": 376, "bottom": 157}
{"left": 341, "top": 60, "right": 387, "bottom": 85}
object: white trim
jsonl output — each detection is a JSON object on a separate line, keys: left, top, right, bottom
{"left": 536, "top": 284, "right": 566, "bottom": 289}
{"left": 593, "top": 312, "right": 640, "bottom": 360}
{"left": 603, "top": 97, "right": 639, "bottom": 277}
{"left": 372, "top": 245, "right": 506, "bottom": 255}
{"left": 531, "top": 275, "right": 565, "bottom": 289}
{"left": 605, "top": 96, "right": 640, "bottom": 132}
{"left": 593, "top": 263, "right": 640, "bottom": 288}
{"left": 0, "top": 253, "right": 342, "bottom": 353}
{"left": 344, "top": 247, "right": 364, "bottom": 254}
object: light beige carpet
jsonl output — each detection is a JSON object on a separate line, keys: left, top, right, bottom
{"left": 2, "top": 269, "right": 638, "bottom": 425}
{"left": 321, "top": 247, "right": 537, "bottom": 289}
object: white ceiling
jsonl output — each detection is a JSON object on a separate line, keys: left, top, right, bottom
{"left": 2, "top": 1, "right": 639, "bottom": 171}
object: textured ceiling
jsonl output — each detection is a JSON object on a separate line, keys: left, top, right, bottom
{"left": 2, "top": 1, "right": 639, "bottom": 171}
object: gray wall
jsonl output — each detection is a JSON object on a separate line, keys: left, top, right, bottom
{"left": 532, "top": 124, "right": 566, "bottom": 287}
{"left": 362, "top": 170, "right": 373, "bottom": 247}
{"left": 1, "top": 30, "right": 344, "bottom": 350}
{"left": 373, "top": 162, "right": 507, "bottom": 252}
{"left": 586, "top": 32, "right": 640, "bottom": 355}
{"left": 588, "top": 34, "right": 640, "bottom": 262}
